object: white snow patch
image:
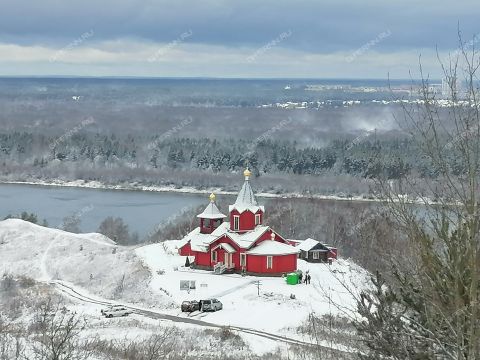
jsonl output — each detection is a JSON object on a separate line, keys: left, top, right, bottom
{"left": 0, "top": 219, "right": 370, "bottom": 355}
{"left": 0, "top": 219, "right": 163, "bottom": 306}
{"left": 136, "top": 241, "right": 370, "bottom": 338}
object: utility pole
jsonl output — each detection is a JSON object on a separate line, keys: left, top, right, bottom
{"left": 328, "top": 285, "right": 333, "bottom": 350}
{"left": 255, "top": 280, "right": 261, "bottom": 296}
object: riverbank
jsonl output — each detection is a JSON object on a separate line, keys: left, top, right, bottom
{"left": 0, "top": 178, "right": 388, "bottom": 204}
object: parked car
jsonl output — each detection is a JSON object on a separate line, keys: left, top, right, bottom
{"left": 101, "top": 305, "right": 123, "bottom": 315}
{"left": 199, "top": 299, "right": 223, "bottom": 312}
{"left": 181, "top": 300, "right": 200, "bottom": 312}
{"left": 101, "top": 305, "right": 133, "bottom": 318}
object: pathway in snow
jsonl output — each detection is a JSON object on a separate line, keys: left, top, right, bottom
{"left": 47, "top": 279, "right": 351, "bottom": 354}
{"left": 40, "top": 234, "right": 58, "bottom": 281}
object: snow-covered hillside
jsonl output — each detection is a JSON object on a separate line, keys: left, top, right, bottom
{"left": 0, "top": 219, "right": 162, "bottom": 306}
{"left": 0, "top": 219, "right": 371, "bottom": 355}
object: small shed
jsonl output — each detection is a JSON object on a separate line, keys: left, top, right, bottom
{"left": 297, "top": 238, "right": 338, "bottom": 263}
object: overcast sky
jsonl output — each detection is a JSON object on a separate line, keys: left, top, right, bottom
{"left": 1, "top": 0, "right": 478, "bottom": 78}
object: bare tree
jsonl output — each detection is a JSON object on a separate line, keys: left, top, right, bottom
{"left": 88, "top": 328, "right": 178, "bottom": 360}
{"left": 61, "top": 215, "right": 81, "bottom": 233}
{"left": 355, "top": 31, "right": 480, "bottom": 359}
{"left": 31, "top": 298, "right": 92, "bottom": 360}
{"left": 97, "top": 217, "right": 135, "bottom": 245}
{"left": 0, "top": 317, "right": 25, "bottom": 360}
{"left": 138, "top": 330, "right": 178, "bottom": 360}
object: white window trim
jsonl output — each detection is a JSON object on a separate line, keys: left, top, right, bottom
{"left": 313, "top": 252, "right": 320, "bottom": 260}
{"left": 211, "top": 251, "right": 217, "bottom": 263}
{"left": 240, "top": 253, "right": 247, "bottom": 267}
{"left": 233, "top": 215, "right": 240, "bottom": 231}
{"left": 255, "top": 213, "right": 261, "bottom": 225}
{"left": 266, "top": 256, "right": 273, "bottom": 269}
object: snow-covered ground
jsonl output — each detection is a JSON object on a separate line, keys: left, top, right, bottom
{"left": 136, "top": 241, "right": 369, "bottom": 338}
{"left": 0, "top": 219, "right": 370, "bottom": 355}
{"left": 0, "top": 219, "right": 163, "bottom": 306}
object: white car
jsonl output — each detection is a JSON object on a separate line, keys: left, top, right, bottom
{"left": 101, "top": 305, "right": 133, "bottom": 318}
{"left": 200, "top": 299, "right": 223, "bottom": 312}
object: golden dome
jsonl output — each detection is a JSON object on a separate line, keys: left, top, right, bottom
{"left": 243, "top": 168, "right": 252, "bottom": 178}
{"left": 209, "top": 193, "right": 216, "bottom": 202}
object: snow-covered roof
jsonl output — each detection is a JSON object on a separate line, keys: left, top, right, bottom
{"left": 197, "top": 201, "right": 226, "bottom": 219}
{"left": 191, "top": 243, "right": 208, "bottom": 252}
{"left": 235, "top": 178, "right": 257, "bottom": 206}
{"left": 182, "top": 222, "right": 275, "bottom": 252}
{"left": 211, "top": 222, "right": 232, "bottom": 237}
{"left": 297, "top": 238, "right": 320, "bottom": 252}
{"left": 225, "top": 225, "right": 270, "bottom": 249}
{"left": 211, "top": 222, "right": 272, "bottom": 249}
{"left": 247, "top": 240, "right": 299, "bottom": 256}
{"left": 228, "top": 204, "right": 265, "bottom": 214}
{"left": 212, "top": 243, "right": 236, "bottom": 253}
{"left": 296, "top": 238, "right": 331, "bottom": 252}
{"left": 181, "top": 227, "right": 216, "bottom": 253}
{"left": 229, "top": 175, "right": 264, "bottom": 214}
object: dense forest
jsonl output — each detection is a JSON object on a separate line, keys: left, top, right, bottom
{"left": 0, "top": 130, "right": 454, "bottom": 195}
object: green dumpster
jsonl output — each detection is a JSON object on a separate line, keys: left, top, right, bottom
{"left": 286, "top": 272, "right": 298, "bottom": 285}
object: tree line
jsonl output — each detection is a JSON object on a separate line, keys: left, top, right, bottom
{"left": 0, "top": 131, "right": 464, "bottom": 181}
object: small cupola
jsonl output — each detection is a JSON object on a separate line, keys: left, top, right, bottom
{"left": 197, "top": 193, "right": 226, "bottom": 234}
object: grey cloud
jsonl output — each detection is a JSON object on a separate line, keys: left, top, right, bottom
{"left": 0, "top": 0, "right": 479, "bottom": 53}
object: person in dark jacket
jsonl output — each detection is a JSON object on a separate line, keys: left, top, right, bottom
{"left": 298, "top": 273, "right": 303, "bottom": 284}
{"left": 307, "top": 274, "right": 311, "bottom": 284}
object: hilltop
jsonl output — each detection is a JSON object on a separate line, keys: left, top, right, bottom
{"left": 0, "top": 219, "right": 371, "bottom": 356}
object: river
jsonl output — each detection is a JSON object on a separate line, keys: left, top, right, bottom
{"left": 0, "top": 183, "right": 213, "bottom": 238}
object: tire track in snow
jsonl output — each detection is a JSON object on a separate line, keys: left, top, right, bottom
{"left": 49, "top": 280, "right": 347, "bottom": 353}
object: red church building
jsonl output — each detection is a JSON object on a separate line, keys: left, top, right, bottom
{"left": 178, "top": 169, "right": 299, "bottom": 275}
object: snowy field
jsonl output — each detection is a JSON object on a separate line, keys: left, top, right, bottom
{"left": 0, "top": 219, "right": 370, "bottom": 354}
{"left": 136, "top": 241, "right": 369, "bottom": 336}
